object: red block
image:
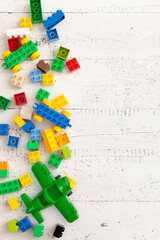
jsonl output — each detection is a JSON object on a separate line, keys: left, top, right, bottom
{"left": 66, "top": 58, "right": 80, "bottom": 72}
{"left": 14, "top": 92, "right": 27, "bottom": 106}
{"left": 8, "top": 37, "right": 21, "bottom": 52}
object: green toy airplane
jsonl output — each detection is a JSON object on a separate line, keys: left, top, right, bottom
{"left": 21, "top": 162, "right": 79, "bottom": 223}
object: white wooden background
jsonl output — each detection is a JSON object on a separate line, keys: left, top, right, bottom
{"left": 1, "top": 0, "right": 160, "bottom": 239}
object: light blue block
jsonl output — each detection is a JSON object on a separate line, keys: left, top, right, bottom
{"left": 30, "top": 70, "right": 42, "bottom": 83}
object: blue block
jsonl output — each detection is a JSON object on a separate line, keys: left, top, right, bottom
{"left": 17, "top": 217, "right": 33, "bottom": 233}
{"left": 46, "top": 28, "right": 59, "bottom": 42}
{"left": 43, "top": 10, "right": 65, "bottom": 30}
{"left": 7, "top": 136, "right": 20, "bottom": 148}
{"left": 30, "top": 70, "right": 42, "bottom": 83}
{"left": 31, "top": 129, "right": 42, "bottom": 141}
{"left": 0, "top": 124, "right": 9, "bottom": 135}
{"left": 21, "top": 121, "right": 35, "bottom": 133}
{"left": 33, "top": 103, "right": 71, "bottom": 129}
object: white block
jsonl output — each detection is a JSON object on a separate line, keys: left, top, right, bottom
{"left": 11, "top": 74, "right": 24, "bottom": 88}
{"left": 20, "top": 106, "right": 33, "bottom": 120}
{"left": 7, "top": 28, "right": 30, "bottom": 39}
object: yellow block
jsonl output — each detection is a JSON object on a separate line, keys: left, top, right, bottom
{"left": 41, "top": 128, "right": 60, "bottom": 153}
{"left": 20, "top": 18, "right": 32, "bottom": 30}
{"left": 33, "top": 113, "right": 43, "bottom": 122}
{"left": 62, "top": 110, "right": 72, "bottom": 118}
{"left": 19, "top": 173, "right": 33, "bottom": 188}
{"left": 50, "top": 94, "right": 69, "bottom": 111}
{"left": 42, "top": 98, "right": 52, "bottom": 107}
{"left": 53, "top": 125, "right": 63, "bottom": 133}
{"left": 28, "top": 150, "right": 41, "bottom": 164}
{"left": 42, "top": 73, "right": 54, "bottom": 85}
{"left": 13, "top": 115, "right": 26, "bottom": 128}
{"left": 8, "top": 197, "right": 21, "bottom": 211}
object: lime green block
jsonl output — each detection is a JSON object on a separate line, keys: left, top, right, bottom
{"left": 61, "top": 146, "right": 71, "bottom": 159}
{"left": 0, "top": 170, "right": 9, "bottom": 177}
{"left": 7, "top": 219, "right": 19, "bottom": 233}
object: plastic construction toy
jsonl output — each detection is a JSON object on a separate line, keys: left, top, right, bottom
{"left": 56, "top": 133, "right": 70, "bottom": 147}
{"left": 53, "top": 224, "right": 65, "bottom": 238}
{"left": 61, "top": 146, "right": 71, "bottom": 159}
{"left": 62, "top": 110, "right": 71, "bottom": 118}
{"left": 19, "top": 173, "right": 33, "bottom": 188}
{"left": 0, "top": 161, "right": 9, "bottom": 177}
{"left": 8, "top": 197, "right": 21, "bottom": 211}
{"left": 66, "top": 58, "right": 80, "bottom": 72}
{"left": 11, "top": 74, "right": 24, "bottom": 88}
{"left": 0, "top": 96, "right": 11, "bottom": 110}
{"left": 33, "top": 224, "right": 44, "bottom": 237}
{"left": 53, "top": 125, "right": 63, "bottom": 133}
{"left": 8, "top": 37, "right": 20, "bottom": 52}
{"left": 7, "top": 136, "right": 20, "bottom": 148}
{"left": 33, "top": 113, "right": 43, "bottom": 122}
{"left": 33, "top": 103, "right": 71, "bottom": 129}
{"left": 21, "top": 18, "right": 33, "bottom": 30}
{"left": 51, "top": 94, "right": 68, "bottom": 111}
{"left": 46, "top": 28, "right": 59, "bottom": 42}
{"left": 14, "top": 92, "right": 27, "bottom": 106}
{"left": 41, "top": 128, "right": 60, "bottom": 153}
{"left": 30, "top": 0, "right": 43, "bottom": 23}
{"left": 20, "top": 106, "right": 33, "bottom": 120}
{"left": 17, "top": 216, "right": 33, "bottom": 232}
{"left": 43, "top": 10, "right": 65, "bottom": 30}
{"left": 7, "top": 219, "right": 19, "bottom": 233}
{"left": 28, "top": 150, "right": 41, "bottom": 164}
{"left": 36, "top": 88, "right": 50, "bottom": 101}
{"left": 7, "top": 28, "right": 30, "bottom": 39}
{"left": 56, "top": 46, "right": 70, "bottom": 61}
{"left": 21, "top": 162, "right": 79, "bottom": 223}
{"left": 30, "top": 70, "right": 42, "bottom": 83}
{"left": 42, "top": 98, "right": 52, "bottom": 107}
{"left": 21, "top": 120, "right": 35, "bottom": 133}
{"left": 51, "top": 58, "right": 65, "bottom": 72}
{"left": 2, "top": 37, "right": 40, "bottom": 73}
{"left": 13, "top": 115, "right": 26, "bottom": 128}
{"left": 0, "top": 179, "right": 21, "bottom": 195}
{"left": 0, "top": 124, "right": 9, "bottom": 135}
{"left": 42, "top": 73, "right": 54, "bottom": 85}
{"left": 48, "top": 153, "right": 63, "bottom": 168}
{"left": 31, "top": 129, "right": 42, "bottom": 141}
{"left": 37, "top": 60, "right": 50, "bottom": 73}
{"left": 27, "top": 141, "right": 39, "bottom": 150}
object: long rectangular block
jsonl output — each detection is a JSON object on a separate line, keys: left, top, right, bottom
{"left": 30, "top": 0, "right": 43, "bottom": 23}
{"left": 7, "top": 28, "right": 30, "bottom": 39}
{"left": 0, "top": 179, "right": 21, "bottom": 195}
{"left": 41, "top": 128, "right": 60, "bottom": 153}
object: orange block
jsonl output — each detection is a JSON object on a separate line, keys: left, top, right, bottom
{"left": 56, "top": 133, "right": 70, "bottom": 147}
{"left": 0, "top": 161, "right": 9, "bottom": 170}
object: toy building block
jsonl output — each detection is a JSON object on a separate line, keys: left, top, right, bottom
{"left": 7, "top": 219, "right": 19, "bottom": 233}
{"left": 30, "top": 70, "right": 42, "bottom": 83}
{"left": 51, "top": 58, "right": 65, "bottom": 72}
{"left": 56, "top": 46, "right": 70, "bottom": 61}
{"left": 0, "top": 161, "right": 9, "bottom": 177}
{"left": 42, "top": 73, "right": 54, "bottom": 85}
{"left": 31, "top": 129, "right": 42, "bottom": 141}
{"left": 8, "top": 37, "right": 20, "bottom": 52}
{"left": 51, "top": 94, "right": 68, "bottom": 111}
{"left": 33, "top": 224, "right": 44, "bottom": 237}
{"left": 7, "top": 28, "right": 30, "bottom": 39}
{"left": 42, "top": 98, "right": 52, "bottom": 107}
{"left": 20, "top": 106, "right": 33, "bottom": 120}
{"left": 8, "top": 197, "right": 21, "bottom": 210}
{"left": 0, "top": 96, "right": 11, "bottom": 110}
{"left": 33, "top": 103, "right": 71, "bottom": 129}
{"left": 13, "top": 115, "right": 26, "bottom": 128}
{"left": 17, "top": 216, "right": 33, "bottom": 232}
{"left": 22, "top": 120, "right": 35, "bottom": 133}
{"left": 62, "top": 110, "right": 71, "bottom": 118}
{"left": 14, "top": 92, "right": 27, "bottom": 106}
{"left": 7, "top": 136, "right": 20, "bottom": 148}
{"left": 33, "top": 113, "right": 43, "bottom": 122}
{"left": 53, "top": 224, "right": 65, "bottom": 238}
{"left": 27, "top": 141, "right": 39, "bottom": 150}
{"left": 48, "top": 153, "right": 63, "bottom": 168}
{"left": 21, "top": 18, "right": 33, "bottom": 30}
{"left": 0, "top": 179, "right": 21, "bottom": 195}
{"left": 53, "top": 125, "right": 63, "bottom": 133}
{"left": 0, "top": 170, "right": 9, "bottom": 177}
{"left": 11, "top": 74, "right": 24, "bottom": 88}
{"left": 46, "top": 28, "right": 59, "bottom": 42}
{"left": 2, "top": 38, "right": 40, "bottom": 73}
{"left": 28, "top": 150, "right": 41, "bottom": 164}
{"left": 43, "top": 10, "right": 65, "bottom": 30}
{"left": 36, "top": 88, "right": 50, "bottom": 101}
{"left": 19, "top": 173, "right": 33, "bottom": 188}
{"left": 56, "top": 133, "right": 70, "bottom": 147}
{"left": 0, "top": 124, "right": 9, "bottom": 135}
{"left": 66, "top": 58, "right": 80, "bottom": 72}
{"left": 61, "top": 146, "right": 71, "bottom": 159}
{"left": 30, "top": 0, "right": 43, "bottom": 23}
{"left": 41, "top": 128, "right": 60, "bottom": 153}
{"left": 37, "top": 60, "right": 50, "bottom": 73}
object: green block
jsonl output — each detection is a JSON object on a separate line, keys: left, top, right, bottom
{"left": 0, "top": 96, "right": 11, "bottom": 110}
{"left": 7, "top": 219, "right": 19, "bottom": 233}
{"left": 61, "top": 146, "right": 71, "bottom": 159}
{"left": 33, "top": 224, "right": 44, "bottom": 237}
{"left": 36, "top": 88, "right": 50, "bottom": 101}
{"left": 27, "top": 141, "right": 39, "bottom": 150}
{"left": 48, "top": 153, "right": 63, "bottom": 168}
{"left": 0, "top": 179, "right": 21, "bottom": 195}
{"left": 30, "top": 0, "right": 43, "bottom": 23}
{"left": 56, "top": 46, "right": 70, "bottom": 61}
{"left": 0, "top": 170, "right": 9, "bottom": 177}
{"left": 51, "top": 58, "right": 65, "bottom": 72}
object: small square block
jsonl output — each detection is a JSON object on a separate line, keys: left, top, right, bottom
{"left": 11, "top": 74, "right": 24, "bottom": 88}
{"left": 31, "top": 129, "right": 42, "bottom": 141}
{"left": 20, "top": 106, "right": 33, "bottom": 120}
{"left": 33, "top": 224, "right": 44, "bottom": 237}
{"left": 56, "top": 46, "right": 70, "bottom": 61}
{"left": 28, "top": 150, "right": 41, "bottom": 164}
{"left": 42, "top": 73, "right": 54, "bottom": 85}
{"left": 8, "top": 197, "right": 21, "bottom": 210}
{"left": 30, "top": 70, "right": 42, "bottom": 83}
{"left": 56, "top": 133, "right": 70, "bottom": 147}
{"left": 0, "top": 96, "right": 11, "bottom": 110}
{"left": 8, "top": 37, "right": 21, "bottom": 52}
{"left": 17, "top": 216, "right": 33, "bottom": 232}
{"left": 48, "top": 153, "right": 63, "bottom": 168}
{"left": 14, "top": 92, "right": 27, "bottom": 106}
{"left": 0, "top": 170, "right": 9, "bottom": 177}
{"left": 51, "top": 58, "right": 65, "bottom": 72}
{"left": 0, "top": 161, "right": 9, "bottom": 170}
{"left": 36, "top": 88, "right": 50, "bottom": 101}
{"left": 66, "top": 58, "right": 80, "bottom": 72}
{"left": 37, "top": 60, "right": 50, "bottom": 73}
{"left": 61, "top": 146, "right": 71, "bottom": 159}
{"left": 21, "top": 18, "right": 33, "bottom": 30}
{"left": 53, "top": 224, "right": 65, "bottom": 238}
{"left": 7, "top": 136, "right": 20, "bottom": 148}
{"left": 46, "top": 28, "right": 59, "bottom": 42}
{"left": 0, "top": 124, "right": 9, "bottom": 135}
{"left": 19, "top": 173, "right": 33, "bottom": 188}
{"left": 7, "top": 219, "right": 19, "bottom": 233}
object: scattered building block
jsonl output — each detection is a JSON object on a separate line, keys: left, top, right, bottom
{"left": 0, "top": 96, "right": 11, "bottom": 110}
{"left": 0, "top": 179, "right": 21, "bottom": 195}
{"left": 19, "top": 173, "right": 33, "bottom": 188}
{"left": 37, "top": 60, "right": 50, "bottom": 73}
{"left": 46, "top": 28, "right": 59, "bottom": 42}
{"left": 51, "top": 94, "right": 68, "bottom": 111}
{"left": 36, "top": 88, "right": 50, "bottom": 101}
{"left": 30, "top": 70, "right": 42, "bottom": 83}
{"left": 62, "top": 110, "right": 71, "bottom": 118}
{"left": 51, "top": 58, "right": 65, "bottom": 72}
{"left": 8, "top": 37, "right": 21, "bottom": 52}
{"left": 53, "top": 125, "right": 63, "bottom": 133}
{"left": 7, "top": 219, "right": 19, "bottom": 233}
{"left": 7, "top": 136, "right": 20, "bottom": 148}
{"left": 17, "top": 216, "right": 33, "bottom": 232}
{"left": 29, "top": 0, "right": 43, "bottom": 23}
{"left": 11, "top": 74, "right": 24, "bottom": 88}
{"left": 14, "top": 92, "right": 27, "bottom": 105}
{"left": 8, "top": 197, "right": 21, "bottom": 210}
{"left": 56, "top": 133, "right": 70, "bottom": 147}
{"left": 0, "top": 124, "right": 9, "bottom": 135}
{"left": 28, "top": 150, "right": 41, "bottom": 164}
{"left": 66, "top": 58, "right": 80, "bottom": 72}
{"left": 48, "top": 153, "right": 63, "bottom": 168}
{"left": 20, "top": 106, "right": 33, "bottom": 120}
{"left": 33, "top": 224, "right": 44, "bottom": 237}
{"left": 27, "top": 141, "right": 39, "bottom": 150}
{"left": 43, "top": 10, "right": 65, "bottom": 30}
{"left": 31, "top": 129, "right": 42, "bottom": 141}
{"left": 56, "top": 46, "right": 70, "bottom": 61}
{"left": 21, "top": 18, "right": 32, "bottom": 30}
{"left": 41, "top": 128, "right": 60, "bottom": 153}
{"left": 61, "top": 146, "right": 71, "bottom": 159}
{"left": 42, "top": 73, "right": 54, "bottom": 85}
{"left": 53, "top": 224, "right": 65, "bottom": 238}
{"left": 7, "top": 28, "right": 30, "bottom": 39}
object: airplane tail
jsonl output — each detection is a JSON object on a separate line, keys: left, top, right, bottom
{"left": 21, "top": 193, "right": 44, "bottom": 224}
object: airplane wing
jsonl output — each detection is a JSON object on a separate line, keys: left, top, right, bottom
{"left": 32, "top": 162, "right": 55, "bottom": 189}
{"left": 54, "top": 196, "right": 79, "bottom": 223}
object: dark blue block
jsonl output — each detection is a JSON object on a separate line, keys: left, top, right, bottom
{"left": 30, "top": 70, "right": 42, "bottom": 83}
{"left": 0, "top": 124, "right": 9, "bottom": 135}
{"left": 22, "top": 121, "right": 35, "bottom": 133}
{"left": 31, "top": 129, "right": 42, "bottom": 141}
{"left": 17, "top": 216, "right": 33, "bottom": 232}
{"left": 46, "top": 28, "right": 59, "bottom": 42}
{"left": 43, "top": 10, "right": 65, "bottom": 30}
{"left": 7, "top": 136, "right": 20, "bottom": 148}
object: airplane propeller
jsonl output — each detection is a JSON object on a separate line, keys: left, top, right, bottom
{"left": 63, "top": 171, "right": 77, "bottom": 189}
